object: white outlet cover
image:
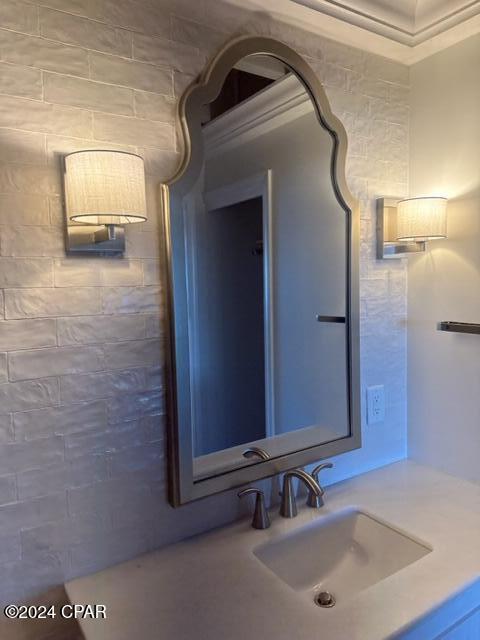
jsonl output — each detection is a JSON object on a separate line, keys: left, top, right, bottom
{"left": 367, "top": 385, "right": 385, "bottom": 425}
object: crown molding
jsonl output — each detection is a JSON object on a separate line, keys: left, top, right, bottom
{"left": 203, "top": 74, "right": 312, "bottom": 159}
{"left": 228, "top": 0, "right": 480, "bottom": 64}
{"left": 291, "top": 0, "right": 480, "bottom": 46}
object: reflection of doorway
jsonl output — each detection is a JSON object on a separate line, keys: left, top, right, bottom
{"left": 198, "top": 197, "right": 265, "bottom": 455}
{"left": 186, "top": 171, "right": 274, "bottom": 457}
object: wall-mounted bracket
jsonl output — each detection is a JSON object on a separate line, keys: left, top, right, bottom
{"left": 66, "top": 223, "right": 125, "bottom": 256}
{"left": 376, "top": 198, "right": 426, "bottom": 259}
{"left": 438, "top": 322, "right": 480, "bottom": 335}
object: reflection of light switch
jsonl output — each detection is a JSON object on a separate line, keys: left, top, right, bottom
{"left": 367, "top": 385, "right": 385, "bottom": 424}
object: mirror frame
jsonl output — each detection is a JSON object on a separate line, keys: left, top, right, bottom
{"left": 161, "top": 35, "right": 361, "bottom": 506}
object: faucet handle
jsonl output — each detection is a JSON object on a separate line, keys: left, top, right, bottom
{"left": 238, "top": 488, "right": 270, "bottom": 529}
{"left": 307, "top": 462, "right": 333, "bottom": 508}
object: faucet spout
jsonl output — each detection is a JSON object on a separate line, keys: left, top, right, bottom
{"left": 280, "top": 469, "right": 323, "bottom": 518}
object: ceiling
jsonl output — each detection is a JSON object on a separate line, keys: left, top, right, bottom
{"left": 291, "top": 0, "right": 480, "bottom": 45}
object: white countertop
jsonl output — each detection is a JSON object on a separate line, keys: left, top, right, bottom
{"left": 66, "top": 461, "right": 480, "bottom": 640}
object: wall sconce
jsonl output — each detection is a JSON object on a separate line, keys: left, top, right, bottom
{"left": 376, "top": 196, "right": 447, "bottom": 259}
{"left": 63, "top": 150, "right": 147, "bottom": 256}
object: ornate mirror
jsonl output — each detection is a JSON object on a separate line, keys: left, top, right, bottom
{"left": 162, "top": 36, "right": 360, "bottom": 505}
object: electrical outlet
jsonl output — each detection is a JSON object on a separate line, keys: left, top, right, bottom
{"left": 367, "top": 385, "right": 385, "bottom": 425}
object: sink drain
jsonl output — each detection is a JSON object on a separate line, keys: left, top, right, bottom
{"left": 314, "top": 591, "right": 336, "bottom": 608}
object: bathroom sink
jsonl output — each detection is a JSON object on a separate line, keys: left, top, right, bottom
{"left": 254, "top": 509, "right": 431, "bottom": 603}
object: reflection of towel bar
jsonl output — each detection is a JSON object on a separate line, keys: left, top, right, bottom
{"left": 316, "top": 315, "right": 346, "bottom": 323}
{"left": 438, "top": 322, "right": 480, "bottom": 335}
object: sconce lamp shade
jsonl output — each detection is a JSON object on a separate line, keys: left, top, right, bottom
{"left": 64, "top": 150, "right": 147, "bottom": 225}
{"left": 397, "top": 197, "right": 447, "bottom": 242}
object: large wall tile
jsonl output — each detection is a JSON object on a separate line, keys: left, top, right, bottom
{"left": 90, "top": 52, "right": 172, "bottom": 94}
{"left": 0, "top": 164, "right": 60, "bottom": 197}
{"left": 68, "top": 523, "right": 152, "bottom": 575}
{"left": 0, "top": 30, "right": 89, "bottom": 76}
{"left": 0, "top": 319, "right": 57, "bottom": 351}
{"left": 9, "top": 345, "right": 105, "bottom": 381}
{"left": 0, "top": 415, "right": 13, "bottom": 444}
{"left": 102, "top": 286, "right": 161, "bottom": 314}
{"left": 171, "top": 15, "right": 226, "bottom": 52}
{"left": 67, "top": 477, "right": 152, "bottom": 517}
{"left": 53, "top": 258, "right": 143, "bottom": 287}
{"left": 65, "top": 418, "right": 153, "bottom": 461}
{"left": 0, "top": 194, "right": 50, "bottom": 226}
{"left": 134, "top": 90, "right": 176, "bottom": 123}
{"left": 125, "top": 228, "right": 161, "bottom": 257}
{"left": 14, "top": 401, "right": 107, "bottom": 439}
{"left": 17, "top": 456, "right": 108, "bottom": 500}
{"left": 0, "top": 62, "right": 43, "bottom": 100}
{"left": 0, "top": 474, "right": 18, "bottom": 506}
{"left": 93, "top": 112, "right": 174, "bottom": 148}
{"left": 0, "top": 258, "right": 53, "bottom": 288}
{"left": 53, "top": 258, "right": 101, "bottom": 287}
{"left": 91, "top": 0, "right": 171, "bottom": 38}
{"left": 132, "top": 32, "right": 203, "bottom": 73}
{"left": 0, "top": 130, "right": 46, "bottom": 166}
{"left": 40, "top": 8, "right": 132, "bottom": 57}
{"left": 21, "top": 511, "right": 111, "bottom": 555}
{"left": 100, "top": 260, "right": 144, "bottom": 286}
{"left": 0, "top": 533, "right": 21, "bottom": 565}
{"left": 0, "top": 94, "right": 92, "bottom": 137}
{"left": 0, "top": 0, "right": 39, "bottom": 35}
{"left": 104, "top": 338, "right": 162, "bottom": 369}
{"left": 0, "top": 378, "right": 59, "bottom": 413}
{"left": 0, "top": 227, "right": 65, "bottom": 258}
{"left": 0, "top": 492, "right": 66, "bottom": 535}
{"left": 44, "top": 73, "right": 134, "bottom": 116}
{"left": 60, "top": 368, "right": 147, "bottom": 403}
{"left": 5, "top": 288, "right": 102, "bottom": 318}
{"left": 108, "top": 441, "right": 162, "bottom": 477}
{"left": 0, "top": 437, "right": 64, "bottom": 475}
{"left": 107, "top": 390, "right": 163, "bottom": 422}
{"left": 57, "top": 314, "right": 145, "bottom": 345}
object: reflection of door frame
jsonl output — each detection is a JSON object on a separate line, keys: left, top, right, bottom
{"left": 186, "top": 170, "right": 275, "bottom": 449}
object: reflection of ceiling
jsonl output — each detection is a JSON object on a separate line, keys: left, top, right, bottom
{"left": 292, "top": 0, "right": 480, "bottom": 45}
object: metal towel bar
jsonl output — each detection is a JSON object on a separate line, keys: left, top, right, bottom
{"left": 438, "top": 322, "right": 480, "bottom": 335}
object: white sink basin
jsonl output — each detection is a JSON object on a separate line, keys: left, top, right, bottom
{"left": 254, "top": 508, "right": 432, "bottom": 603}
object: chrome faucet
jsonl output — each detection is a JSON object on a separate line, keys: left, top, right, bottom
{"left": 280, "top": 469, "right": 323, "bottom": 518}
{"left": 306, "top": 462, "right": 333, "bottom": 508}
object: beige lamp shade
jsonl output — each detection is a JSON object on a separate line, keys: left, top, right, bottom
{"left": 397, "top": 197, "right": 447, "bottom": 242}
{"left": 64, "top": 150, "right": 147, "bottom": 225}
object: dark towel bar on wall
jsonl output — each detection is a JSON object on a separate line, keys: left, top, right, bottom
{"left": 438, "top": 322, "right": 480, "bottom": 335}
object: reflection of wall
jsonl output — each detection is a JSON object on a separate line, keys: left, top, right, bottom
{"left": 194, "top": 198, "right": 266, "bottom": 455}
{"left": 0, "top": 0, "right": 409, "bottom": 604}
{"left": 407, "top": 36, "right": 480, "bottom": 484}
{"left": 205, "top": 103, "right": 349, "bottom": 439}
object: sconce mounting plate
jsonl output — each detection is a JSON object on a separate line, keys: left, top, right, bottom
{"left": 66, "top": 223, "right": 125, "bottom": 256}
{"left": 376, "top": 197, "right": 426, "bottom": 259}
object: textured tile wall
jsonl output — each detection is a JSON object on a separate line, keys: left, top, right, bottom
{"left": 0, "top": 0, "right": 409, "bottom": 604}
